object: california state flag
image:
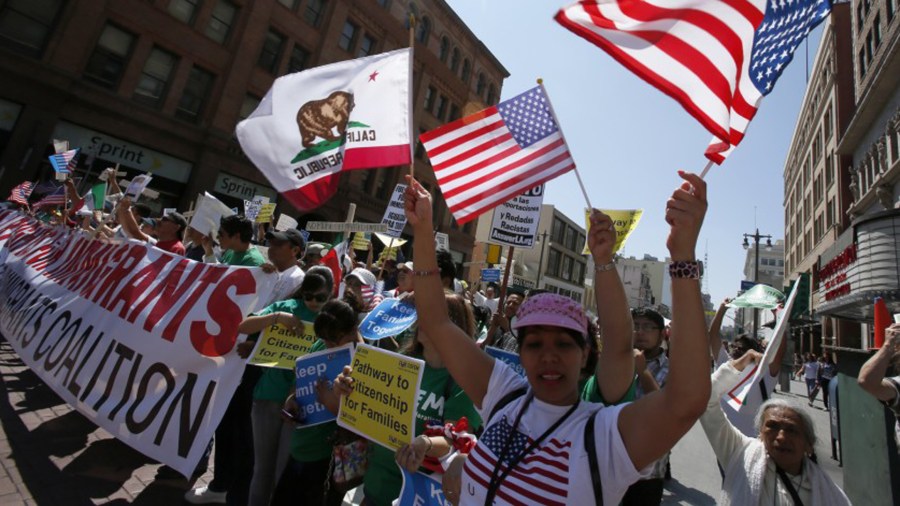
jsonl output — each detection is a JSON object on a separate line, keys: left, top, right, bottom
{"left": 237, "top": 48, "right": 412, "bottom": 211}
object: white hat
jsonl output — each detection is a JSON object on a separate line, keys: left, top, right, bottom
{"left": 346, "top": 267, "right": 376, "bottom": 286}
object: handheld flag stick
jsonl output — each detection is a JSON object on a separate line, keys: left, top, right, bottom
{"left": 483, "top": 246, "right": 516, "bottom": 349}
{"left": 699, "top": 159, "right": 714, "bottom": 180}
{"left": 376, "top": 237, "right": 395, "bottom": 281}
{"left": 537, "top": 78, "right": 593, "bottom": 210}
{"left": 408, "top": 13, "right": 416, "bottom": 178}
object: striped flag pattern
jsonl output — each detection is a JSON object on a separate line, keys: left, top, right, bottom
{"left": 420, "top": 86, "right": 575, "bottom": 225}
{"left": 464, "top": 415, "right": 573, "bottom": 505}
{"left": 556, "top": 0, "right": 832, "bottom": 164}
{"left": 33, "top": 186, "right": 67, "bottom": 208}
{"left": 49, "top": 148, "right": 80, "bottom": 174}
{"left": 7, "top": 182, "right": 34, "bottom": 206}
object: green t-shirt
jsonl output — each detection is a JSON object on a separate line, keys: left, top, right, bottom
{"left": 252, "top": 299, "right": 319, "bottom": 402}
{"left": 581, "top": 373, "right": 637, "bottom": 405}
{"left": 221, "top": 246, "right": 266, "bottom": 266}
{"left": 289, "top": 339, "right": 338, "bottom": 462}
{"left": 363, "top": 363, "right": 482, "bottom": 506}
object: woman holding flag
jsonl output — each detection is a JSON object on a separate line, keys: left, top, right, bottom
{"left": 402, "top": 172, "right": 712, "bottom": 505}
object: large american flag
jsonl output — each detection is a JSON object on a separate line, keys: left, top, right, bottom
{"left": 7, "top": 182, "right": 34, "bottom": 206}
{"left": 556, "top": 0, "right": 832, "bottom": 164}
{"left": 420, "top": 86, "right": 575, "bottom": 225}
{"left": 464, "top": 415, "right": 572, "bottom": 505}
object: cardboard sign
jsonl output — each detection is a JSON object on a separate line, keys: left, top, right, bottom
{"left": 434, "top": 232, "right": 449, "bottom": 252}
{"left": 306, "top": 221, "right": 388, "bottom": 233}
{"left": 394, "top": 467, "right": 450, "bottom": 506}
{"left": 489, "top": 185, "right": 544, "bottom": 249}
{"left": 582, "top": 209, "right": 643, "bottom": 255}
{"left": 481, "top": 268, "right": 501, "bottom": 283}
{"left": 124, "top": 174, "right": 153, "bottom": 200}
{"left": 275, "top": 213, "right": 299, "bottom": 232}
{"left": 351, "top": 232, "right": 371, "bottom": 250}
{"left": 294, "top": 344, "right": 353, "bottom": 427}
{"left": 189, "top": 192, "right": 235, "bottom": 237}
{"left": 359, "top": 298, "right": 417, "bottom": 341}
{"left": 244, "top": 196, "right": 269, "bottom": 222}
{"left": 255, "top": 203, "right": 277, "bottom": 223}
{"left": 337, "top": 344, "right": 423, "bottom": 450}
{"left": 486, "top": 346, "right": 525, "bottom": 377}
{"left": 248, "top": 321, "right": 317, "bottom": 369}
{"left": 380, "top": 184, "right": 408, "bottom": 238}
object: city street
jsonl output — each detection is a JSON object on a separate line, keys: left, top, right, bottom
{"left": 0, "top": 334, "right": 843, "bottom": 505}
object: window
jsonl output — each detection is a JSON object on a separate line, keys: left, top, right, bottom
{"left": 304, "top": 0, "right": 326, "bottom": 27}
{"left": 439, "top": 36, "right": 449, "bottom": 62}
{"left": 238, "top": 94, "right": 261, "bottom": 121}
{"left": 133, "top": 47, "right": 178, "bottom": 108}
{"left": 857, "top": 3, "right": 864, "bottom": 30}
{"left": 416, "top": 16, "right": 431, "bottom": 44}
{"left": 287, "top": 44, "right": 309, "bottom": 73}
{"left": 358, "top": 35, "right": 376, "bottom": 57}
{"left": 176, "top": 66, "right": 215, "bottom": 121}
{"left": 415, "top": 128, "right": 426, "bottom": 159}
{"left": 813, "top": 174, "right": 822, "bottom": 203}
{"left": 423, "top": 86, "right": 436, "bottom": 113}
{"left": 859, "top": 48, "right": 867, "bottom": 77}
{"left": 450, "top": 48, "right": 460, "bottom": 73}
{"left": 277, "top": 0, "right": 299, "bottom": 9}
{"left": 565, "top": 226, "right": 579, "bottom": 251}
{"left": 874, "top": 14, "right": 881, "bottom": 47}
{"left": 825, "top": 152, "right": 834, "bottom": 188}
{"left": 814, "top": 214, "right": 824, "bottom": 243}
{"left": 487, "top": 84, "right": 497, "bottom": 105}
{"left": 888, "top": 0, "right": 896, "bottom": 22}
{"left": 339, "top": 20, "right": 358, "bottom": 52}
{"left": 476, "top": 73, "right": 485, "bottom": 95}
{"left": 823, "top": 104, "right": 832, "bottom": 140}
{"left": 0, "top": 0, "right": 65, "bottom": 57}
{"left": 812, "top": 130, "right": 821, "bottom": 165}
{"left": 258, "top": 29, "right": 285, "bottom": 73}
{"left": 435, "top": 94, "right": 447, "bottom": 120}
{"left": 826, "top": 198, "right": 835, "bottom": 228}
{"left": 561, "top": 256, "right": 573, "bottom": 281}
{"left": 84, "top": 24, "right": 136, "bottom": 89}
{"left": 547, "top": 249, "right": 561, "bottom": 277}
{"left": 551, "top": 219, "right": 564, "bottom": 243}
{"left": 572, "top": 262, "right": 584, "bottom": 284}
{"left": 461, "top": 59, "right": 471, "bottom": 83}
{"left": 448, "top": 103, "right": 460, "bottom": 122}
{"left": 206, "top": 0, "right": 237, "bottom": 44}
{"left": 168, "top": 0, "right": 201, "bottom": 24}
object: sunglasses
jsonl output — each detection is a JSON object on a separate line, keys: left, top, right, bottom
{"left": 304, "top": 293, "right": 329, "bottom": 303}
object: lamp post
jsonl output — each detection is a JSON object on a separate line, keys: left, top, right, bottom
{"left": 536, "top": 230, "right": 549, "bottom": 289}
{"left": 742, "top": 228, "right": 773, "bottom": 339}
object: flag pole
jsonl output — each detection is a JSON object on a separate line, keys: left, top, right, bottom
{"left": 699, "top": 159, "right": 714, "bottom": 179}
{"left": 537, "top": 78, "right": 593, "bottom": 210}
{"left": 377, "top": 237, "right": 395, "bottom": 281}
{"left": 408, "top": 13, "right": 416, "bottom": 179}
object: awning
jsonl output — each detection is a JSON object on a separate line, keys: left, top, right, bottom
{"left": 816, "top": 289, "right": 900, "bottom": 322}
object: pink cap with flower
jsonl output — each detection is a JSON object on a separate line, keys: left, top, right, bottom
{"left": 512, "top": 293, "right": 588, "bottom": 336}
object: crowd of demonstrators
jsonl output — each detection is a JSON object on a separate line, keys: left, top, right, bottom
{"left": 859, "top": 324, "right": 900, "bottom": 453}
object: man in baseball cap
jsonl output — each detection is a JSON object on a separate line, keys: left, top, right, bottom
{"left": 264, "top": 228, "right": 306, "bottom": 303}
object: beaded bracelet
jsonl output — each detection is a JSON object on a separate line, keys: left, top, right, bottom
{"left": 413, "top": 268, "right": 440, "bottom": 277}
{"left": 595, "top": 261, "right": 616, "bottom": 273}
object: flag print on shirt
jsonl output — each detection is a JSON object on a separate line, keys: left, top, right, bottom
{"left": 464, "top": 414, "right": 572, "bottom": 505}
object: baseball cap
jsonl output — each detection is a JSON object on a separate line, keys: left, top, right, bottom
{"left": 512, "top": 293, "right": 588, "bottom": 337}
{"left": 306, "top": 243, "right": 325, "bottom": 256}
{"left": 397, "top": 261, "right": 414, "bottom": 271}
{"left": 161, "top": 212, "right": 188, "bottom": 229}
{"left": 346, "top": 267, "right": 376, "bottom": 287}
{"left": 266, "top": 228, "right": 306, "bottom": 249}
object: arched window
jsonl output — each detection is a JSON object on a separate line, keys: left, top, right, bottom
{"left": 450, "top": 47, "right": 460, "bottom": 73}
{"left": 475, "top": 72, "right": 485, "bottom": 95}
{"left": 416, "top": 16, "right": 431, "bottom": 44}
{"left": 486, "top": 83, "right": 496, "bottom": 104}
{"left": 439, "top": 36, "right": 449, "bottom": 62}
{"left": 461, "top": 58, "right": 471, "bottom": 83}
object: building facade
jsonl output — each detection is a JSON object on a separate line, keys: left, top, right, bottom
{"left": 0, "top": 0, "right": 508, "bottom": 274}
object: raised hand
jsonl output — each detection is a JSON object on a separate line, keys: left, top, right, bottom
{"left": 587, "top": 209, "right": 617, "bottom": 265}
{"left": 403, "top": 175, "right": 433, "bottom": 227}
{"left": 665, "top": 171, "right": 708, "bottom": 261}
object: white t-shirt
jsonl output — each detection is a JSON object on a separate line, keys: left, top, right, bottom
{"left": 460, "top": 361, "right": 648, "bottom": 505}
{"left": 268, "top": 264, "right": 305, "bottom": 305}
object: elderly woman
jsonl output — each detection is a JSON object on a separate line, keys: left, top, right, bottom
{"left": 701, "top": 350, "right": 850, "bottom": 505}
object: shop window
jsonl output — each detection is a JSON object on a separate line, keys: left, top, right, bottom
{"left": 435, "top": 94, "right": 447, "bottom": 120}
{"left": 416, "top": 16, "right": 431, "bottom": 44}
{"left": 205, "top": 0, "right": 238, "bottom": 44}
{"left": 304, "top": 0, "right": 327, "bottom": 27}
{"left": 339, "top": 20, "right": 358, "bottom": 52}
{"left": 547, "top": 249, "right": 560, "bottom": 277}
{"left": 0, "top": 0, "right": 64, "bottom": 57}
{"left": 84, "top": 24, "right": 136, "bottom": 90}
{"left": 358, "top": 35, "right": 376, "bottom": 57}
{"left": 287, "top": 44, "right": 309, "bottom": 74}
{"left": 176, "top": 66, "right": 215, "bottom": 122}
{"left": 423, "top": 86, "right": 436, "bottom": 113}
{"left": 133, "top": 47, "right": 179, "bottom": 108}
{"left": 258, "top": 29, "right": 285, "bottom": 73}
{"left": 439, "top": 36, "right": 449, "bottom": 62}
{"left": 168, "top": 0, "right": 201, "bottom": 24}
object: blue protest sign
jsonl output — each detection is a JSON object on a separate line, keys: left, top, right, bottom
{"left": 485, "top": 346, "right": 524, "bottom": 377}
{"left": 359, "top": 298, "right": 417, "bottom": 341}
{"left": 481, "top": 268, "right": 501, "bottom": 282}
{"left": 294, "top": 344, "right": 353, "bottom": 426}
{"left": 395, "top": 466, "right": 450, "bottom": 506}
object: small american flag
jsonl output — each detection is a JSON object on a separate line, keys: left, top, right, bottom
{"left": 464, "top": 415, "right": 573, "bottom": 505}
{"left": 7, "top": 182, "right": 34, "bottom": 206}
{"left": 33, "top": 186, "right": 67, "bottom": 208}
{"left": 49, "top": 148, "right": 79, "bottom": 174}
{"left": 361, "top": 285, "right": 384, "bottom": 312}
{"left": 556, "top": 0, "right": 832, "bottom": 164}
{"left": 420, "top": 85, "right": 575, "bottom": 225}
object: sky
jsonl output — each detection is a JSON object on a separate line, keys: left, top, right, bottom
{"left": 445, "top": 0, "right": 824, "bottom": 306}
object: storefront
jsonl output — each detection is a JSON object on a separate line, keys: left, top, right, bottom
{"left": 212, "top": 171, "right": 277, "bottom": 212}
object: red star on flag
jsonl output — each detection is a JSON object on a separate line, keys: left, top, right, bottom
{"left": 369, "top": 70, "right": 378, "bottom": 82}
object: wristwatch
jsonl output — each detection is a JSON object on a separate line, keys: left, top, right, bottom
{"left": 668, "top": 260, "right": 703, "bottom": 279}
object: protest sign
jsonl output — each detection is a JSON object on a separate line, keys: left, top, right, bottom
{"left": 381, "top": 184, "right": 408, "bottom": 238}
{"left": 124, "top": 174, "right": 153, "bottom": 200}
{"left": 394, "top": 467, "right": 450, "bottom": 506}
{"left": 488, "top": 185, "right": 543, "bottom": 248}
{"left": 434, "top": 232, "right": 449, "bottom": 252}
{"left": 728, "top": 284, "right": 784, "bottom": 309}
{"left": 255, "top": 203, "right": 277, "bottom": 223}
{"left": 373, "top": 233, "right": 407, "bottom": 248}
{"left": 294, "top": 344, "right": 353, "bottom": 427}
{"left": 485, "top": 346, "right": 525, "bottom": 377}
{"left": 582, "top": 209, "right": 643, "bottom": 255}
{"left": 162, "top": 208, "right": 176, "bottom": 217}
{"left": 337, "top": 344, "right": 423, "bottom": 450}
{"left": 244, "top": 196, "right": 269, "bottom": 222}
{"left": 275, "top": 213, "right": 299, "bottom": 232}
{"left": 0, "top": 210, "right": 275, "bottom": 478}
{"left": 190, "top": 192, "right": 235, "bottom": 237}
{"left": 481, "top": 268, "right": 501, "bottom": 283}
{"left": 248, "top": 321, "right": 317, "bottom": 369}
{"left": 53, "top": 139, "right": 70, "bottom": 154}
{"left": 359, "top": 298, "right": 417, "bottom": 341}
{"left": 351, "top": 232, "right": 371, "bottom": 250}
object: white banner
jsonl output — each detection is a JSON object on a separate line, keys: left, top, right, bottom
{"left": 0, "top": 211, "right": 275, "bottom": 478}
{"left": 489, "top": 185, "right": 544, "bottom": 249}
{"left": 380, "top": 184, "right": 408, "bottom": 238}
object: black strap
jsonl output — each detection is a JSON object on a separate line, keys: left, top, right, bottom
{"left": 487, "top": 387, "right": 528, "bottom": 423}
{"left": 776, "top": 466, "right": 804, "bottom": 506}
{"left": 584, "top": 410, "right": 604, "bottom": 505}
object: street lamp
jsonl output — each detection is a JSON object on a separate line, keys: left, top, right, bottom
{"left": 536, "top": 230, "right": 550, "bottom": 289}
{"left": 742, "top": 228, "right": 773, "bottom": 338}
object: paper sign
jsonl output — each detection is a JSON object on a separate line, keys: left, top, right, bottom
{"left": 351, "top": 232, "right": 371, "bottom": 250}
{"left": 249, "top": 321, "right": 317, "bottom": 369}
{"left": 359, "top": 298, "right": 417, "bottom": 340}
{"left": 378, "top": 247, "right": 399, "bottom": 263}
{"left": 52, "top": 139, "right": 69, "bottom": 154}
{"left": 582, "top": 209, "right": 643, "bottom": 255}
{"left": 162, "top": 208, "right": 176, "bottom": 217}
{"left": 189, "top": 192, "right": 236, "bottom": 237}
{"left": 244, "top": 196, "right": 269, "bottom": 222}
{"left": 255, "top": 203, "right": 277, "bottom": 223}
{"left": 486, "top": 347, "right": 525, "bottom": 377}
{"left": 489, "top": 185, "right": 543, "bottom": 249}
{"left": 380, "top": 184, "right": 408, "bottom": 238}
{"left": 294, "top": 344, "right": 353, "bottom": 427}
{"left": 124, "top": 174, "right": 153, "bottom": 200}
{"left": 394, "top": 467, "right": 449, "bottom": 506}
{"left": 481, "top": 268, "right": 501, "bottom": 283}
{"left": 337, "top": 344, "right": 424, "bottom": 450}
{"left": 435, "top": 232, "right": 449, "bottom": 252}
{"left": 275, "top": 213, "right": 299, "bottom": 232}
{"left": 374, "top": 233, "right": 407, "bottom": 248}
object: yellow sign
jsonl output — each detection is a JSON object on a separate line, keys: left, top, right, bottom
{"left": 378, "top": 247, "right": 399, "bottom": 262}
{"left": 486, "top": 244, "right": 502, "bottom": 264}
{"left": 255, "top": 203, "right": 277, "bottom": 223}
{"left": 249, "top": 321, "right": 317, "bottom": 369}
{"left": 351, "top": 232, "right": 371, "bottom": 250}
{"left": 582, "top": 209, "right": 643, "bottom": 255}
{"left": 337, "top": 344, "right": 424, "bottom": 450}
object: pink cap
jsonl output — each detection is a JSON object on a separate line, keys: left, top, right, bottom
{"left": 512, "top": 293, "right": 588, "bottom": 336}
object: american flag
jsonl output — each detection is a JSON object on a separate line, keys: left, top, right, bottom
{"left": 49, "top": 148, "right": 79, "bottom": 174}
{"left": 556, "top": 0, "right": 832, "bottom": 164}
{"left": 7, "top": 182, "right": 34, "bottom": 206}
{"left": 33, "top": 186, "right": 67, "bottom": 209}
{"left": 420, "top": 86, "right": 575, "bottom": 225}
{"left": 464, "top": 415, "right": 572, "bottom": 505}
